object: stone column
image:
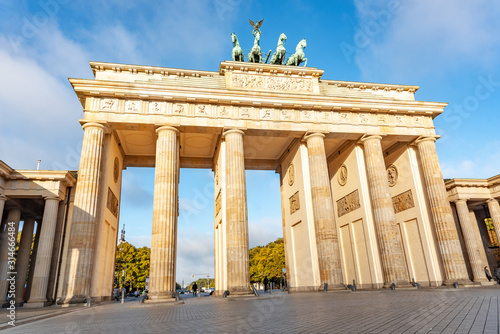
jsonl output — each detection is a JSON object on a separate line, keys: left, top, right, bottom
{"left": 223, "top": 129, "right": 251, "bottom": 295}
{"left": 487, "top": 198, "right": 500, "bottom": 245}
{"left": 361, "top": 135, "right": 408, "bottom": 286}
{"left": 15, "top": 216, "right": 36, "bottom": 304}
{"left": 0, "top": 208, "right": 22, "bottom": 301}
{"left": 454, "top": 199, "right": 487, "bottom": 282}
{"left": 26, "top": 197, "right": 60, "bottom": 306}
{"left": 0, "top": 195, "right": 7, "bottom": 225}
{"left": 415, "top": 136, "right": 469, "bottom": 283}
{"left": 59, "top": 122, "right": 106, "bottom": 304}
{"left": 149, "top": 126, "right": 179, "bottom": 300}
{"left": 304, "top": 132, "right": 343, "bottom": 289}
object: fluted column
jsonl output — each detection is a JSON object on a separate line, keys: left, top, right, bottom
{"left": 0, "top": 195, "right": 7, "bottom": 225}
{"left": 415, "top": 136, "right": 469, "bottom": 283}
{"left": 15, "top": 216, "right": 36, "bottom": 304}
{"left": 304, "top": 132, "right": 343, "bottom": 289}
{"left": 26, "top": 197, "right": 60, "bottom": 306}
{"left": 454, "top": 199, "right": 486, "bottom": 282}
{"left": 223, "top": 129, "right": 251, "bottom": 295}
{"left": 361, "top": 135, "right": 408, "bottom": 286}
{"left": 0, "top": 208, "right": 22, "bottom": 301}
{"left": 59, "top": 122, "right": 106, "bottom": 304}
{"left": 487, "top": 199, "right": 500, "bottom": 245}
{"left": 149, "top": 125, "right": 179, "bottom": 300}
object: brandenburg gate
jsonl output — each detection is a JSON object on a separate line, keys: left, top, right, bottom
{"left": 46, "top": 56, "right": 485, "bottom": 304}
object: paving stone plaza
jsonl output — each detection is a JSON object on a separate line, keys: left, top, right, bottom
{"left": 2, "top": 287, "right": 499, "bottom": 333}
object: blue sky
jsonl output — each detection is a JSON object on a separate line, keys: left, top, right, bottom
{"left": 1, "top": 0, "right": 499, "bottom": 284}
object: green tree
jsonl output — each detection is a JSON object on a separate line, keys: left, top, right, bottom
{"left": 249, "top": 238, "right": 285, "bottom": 284}
{"left": 114, "top": 242, "right": 150, "bottom": 291}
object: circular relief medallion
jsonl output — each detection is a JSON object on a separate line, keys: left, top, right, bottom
{"left": 387, "top": 164, "right": 398, "bottom": 187}
{"left": 287, "top": 163, "right": 295, "bottom": 186}
{"left": 113, "top": 157, "right": 120, "bottom": 183}
{"left": 338, "top": 164, "right": 348, "bottom": 186}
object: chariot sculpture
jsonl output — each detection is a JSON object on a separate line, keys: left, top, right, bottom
{"left": 230, "top": 19, "right": 308, "bottom": 67}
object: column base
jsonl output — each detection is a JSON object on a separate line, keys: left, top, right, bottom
{"left": 443, "top": 278, "right": 472, "bottom": 287}
{"left": 383, "top": 281, "right": 413, "bottom": 289}
{"left": 57, "top": 295, "right": 88, "bottom": 305}
{"left": 23, "top": 301, "right": 50, "bottom": 308}
{"left": 227, "top": 286, "right": 253, "bottom": 296}
{"left": 148, "top": 290, "right": 176, "bottom": 300}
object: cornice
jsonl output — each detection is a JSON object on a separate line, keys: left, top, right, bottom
{"left": 90, "top": 61, "right": 218, "bottom": 78}
{"left": 219, "top": 60, "right": 324, "bottom": 78}
{"left": 321, "top": 79, "right": 419, "bottom": 94}
{"left": 0, "top": 160, "right": 13, "bottom": 178}
{"left": 9, "top": 170, "right": 77, "bottom": 186}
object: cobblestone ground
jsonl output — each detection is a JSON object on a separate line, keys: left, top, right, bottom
{"left": 1, "top": 287, "right": 500, "bottom": 333}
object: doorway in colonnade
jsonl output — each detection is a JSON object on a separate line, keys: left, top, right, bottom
{"left": 117, "top": 167, "right": 283, "bottom": 296}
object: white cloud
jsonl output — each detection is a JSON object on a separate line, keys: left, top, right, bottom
{"left": 440, "top": 141, "right": 500, "bottom": 179}
{"left": 352, "top": 0, "right": 500, "bottom": 81}
{"left": 248, "top": 217, "right": 283, "bottom": 248}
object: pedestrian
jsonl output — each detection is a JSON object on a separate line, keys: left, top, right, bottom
{"left": 484, "top": 266, "right": 492, "bottom": 282}
{"left": 192, "top": 282, "right": 198, "bottom": 296}
{"left": 263, "top": 276, "right": 269, "bottom": 293}
{"left": 494, "top": 267, "right": 500, "bottom": 284}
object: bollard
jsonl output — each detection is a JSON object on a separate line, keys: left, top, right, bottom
{"left": 85, "top": 297, "right": 91, "bottom": 307}
{"left": 411, "top": 278, "right": 422, "bottom": 290}
{"left": 347, "top": 279, "right": 357, "bottom": 292}
{"left": 323, "top": 283, "right": 328, "bottom": 292}
{"left": 453, "top": 282, "right": 459, "bottom": 289}
{"left": 391, "top": 283, "right": 396, "bottom": 290}
{"left": 223, "top": 290, "right": 230, "bottom": 298}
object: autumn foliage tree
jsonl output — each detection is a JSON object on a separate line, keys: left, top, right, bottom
{"left": 115, "top": 242, "right": 150, "bottom": 291}
{"left": 249, "top": 238, "right": 285, "bottom": 284}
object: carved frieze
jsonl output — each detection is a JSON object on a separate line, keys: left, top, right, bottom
{"left": 337, "top": 190, "right": 360, "bottom": 217}
{"left": 260, "top": 108, "right": 273, "bottom": 120}
{"left": 387, "top": 165, "right": 398, "bottom": 187}
{"left": 392, "top": 189, "right": 415, "bottom": 214}
{"left": 215, "top": 190, "right": 222, "bottom": 216}
{"left": 289, "top": 191, "right": 300, "bottom": 214}
{"left": 149, "top": 101, "right": 164, "bottom": 114}
{"left": 173, "top": 103, "right": 186, "bottom": 114}
{"left": 100, "top": 99, "right": 117, "bottom": 111}
{"left": 239, "top": 107, "right": 251, "bottom": 118}
{"left": 106, "top": 187, "right": 119, "bottom": 218}
{"left": 125, "top": 100, "right": 140, "bottom": 113}
{"left": 231, "top": 73, "right": 313, "bottom": 92}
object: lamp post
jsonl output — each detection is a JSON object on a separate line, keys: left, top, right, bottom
{"left": 119, "top": 224, "right": 126, "bottom": 304}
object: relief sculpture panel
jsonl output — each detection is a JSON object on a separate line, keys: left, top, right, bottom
{"left": 107, "top": 187, "right": 119, "bottom": 218}
{"left": 392, "top": 189, "right": 415, "bottom": 214}
{"left": 289, "top": 191, "right": 300, "bottom": 215}
{"left": 231, "top": 73, "right": 313, "bottom": 92}
{"left": 337, "top": 189, "right": 361, "bottom": 217}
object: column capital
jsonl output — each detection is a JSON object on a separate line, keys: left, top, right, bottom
{"left": 81, "top": 122, "right": 108, "bottom": 132}
{"left": 414, "top": 135, "right": 440, "bottom": 145}
{"left": 0, "top": 194, "right": 8, "bottom": 202}
{"left": 222, "top": 128, "right": 245, "bottom": 138}
{"left": 454, "top": 198, "right": 469, "bottom": 205}
{"left": 359, "top": 134, "right": 384, "bottom": 144}
{"left": 156, "top": 125, "right": 179, "bottom": 135}
{"left": 487, "top": 198, "right": 499, "bottom": 204}
{"left": 43, "top": 196, "right": 61, "bottom": 202}
{"left": 303, "top": 131, "right": 327, "bottom": 141}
